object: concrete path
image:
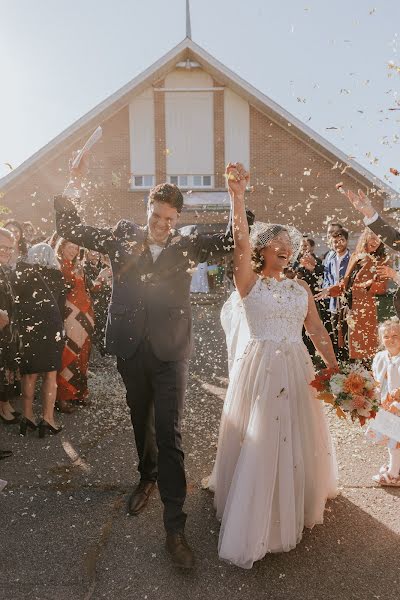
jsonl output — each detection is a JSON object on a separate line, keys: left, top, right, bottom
{"left": 1, "top": 301, "right": 399, "bottom": 600}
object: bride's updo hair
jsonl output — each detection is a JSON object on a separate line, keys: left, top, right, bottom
{"left": 250, "top": 224, "right": 289, "bottom": 274}
{"left": 251, "top": 248, "right": 265, "bottom": 273}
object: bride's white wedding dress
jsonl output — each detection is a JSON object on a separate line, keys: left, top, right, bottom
{"left": 208, "top": 277, "right": 338, "bottom": 569}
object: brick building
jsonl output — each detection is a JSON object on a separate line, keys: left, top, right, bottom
{"left": 0, "top": 35, "right": 397, "bottom": 249}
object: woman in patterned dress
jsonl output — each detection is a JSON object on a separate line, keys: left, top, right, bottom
{"left": 55, "top": 239, "right": 94, "bottom": 413}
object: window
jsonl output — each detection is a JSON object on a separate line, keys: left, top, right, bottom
{"left": 132, "top": 175, "right": 154, "bottom": 188}
{"left": 168, "top": 175, "right": 213, "bottom": 188}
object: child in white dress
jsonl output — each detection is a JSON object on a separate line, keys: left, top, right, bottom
{"left": 366, "top": 319, "right": 400, "bottom": 486}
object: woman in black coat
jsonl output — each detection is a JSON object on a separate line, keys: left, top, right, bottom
{"left": 14, "top": 243, "right": 66, "bottom": 437}
{"left": 0, "top": 228, "right": 21, "bottom": 433}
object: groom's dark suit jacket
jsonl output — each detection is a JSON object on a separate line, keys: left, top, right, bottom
{"left": 55, "top": 196, "right": 249, "bottom": 361}
{"left": 367, "top": 215, "right": 400, "bottom": 316}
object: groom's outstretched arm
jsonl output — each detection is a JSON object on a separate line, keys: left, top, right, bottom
{"left": 54, "top": 195, "right": 114, "bottom": 254}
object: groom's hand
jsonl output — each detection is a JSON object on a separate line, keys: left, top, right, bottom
{"left": 69, "top": 150, "right": 90, "bottom": 180}
{"left": 225, "top": 162, "right": 249, "bottom": 198}
{"left": 345, "top": 189, "right": 375, "bottom": 219}
{"left": 54, "top": 194, "right": 76, "bottom": 213}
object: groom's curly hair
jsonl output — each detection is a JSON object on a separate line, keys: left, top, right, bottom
{"left": 148, "top": 183, "right": 184, "bottom": 213}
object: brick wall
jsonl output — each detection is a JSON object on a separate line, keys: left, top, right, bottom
{"left": 213, "top": 80, "right": 225, "bottom": 189}
{"left": 154, "top": 80, "right": 166, "bottom": 185}
{"left": 1, "top": 94, "right": 387, "bottom": 247}
{"left": 248, "top": 106, "right": 385, "bottom": 243}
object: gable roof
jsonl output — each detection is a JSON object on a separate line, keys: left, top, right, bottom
{"left": 1, "top": 37, "right": 397, "bottom": 201}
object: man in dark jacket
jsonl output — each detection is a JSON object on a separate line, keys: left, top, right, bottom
{"left": 290, "top": 237, "right": 325, "bottom": 359}
{"left": 55, "top": 169, "right": 251, "bottom": 568}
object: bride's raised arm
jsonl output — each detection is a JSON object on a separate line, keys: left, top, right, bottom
{"left": 226, "top": 163, "right": 257, "bottom": 298}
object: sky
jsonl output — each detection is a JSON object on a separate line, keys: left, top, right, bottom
{"left": 0, "top": 0, "right": 399, "bottom": 191}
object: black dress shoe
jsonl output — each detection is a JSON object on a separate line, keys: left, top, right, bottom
{"left": 127, "top": 481, "right": 156, "bottom": 516}
{"left": 38, "top": 420, "right": 63, "bottom": 438}
{"left": 165, "top": 532, "right": 195, "bottom": 569}
{"left": 20, "top": 417, "right": 37, "bottom": 436}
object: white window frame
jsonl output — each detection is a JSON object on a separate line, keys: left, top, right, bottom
{"left": 131, "top": 175, "right": 155, "bottom": 189}
{"left": 167, "top": 175, "right": 213, "bottom": 189}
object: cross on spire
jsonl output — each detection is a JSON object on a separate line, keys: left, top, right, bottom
{"left": 186, "top": 0, "right": 192, "bottom": 39}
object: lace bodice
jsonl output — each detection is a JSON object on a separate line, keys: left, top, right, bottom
{"left": 242, "top": 277, "right": 308, "bottom": 343}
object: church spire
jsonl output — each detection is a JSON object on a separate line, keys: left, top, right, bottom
{"left": 186, "top": 0, "right": 192, "bottom": 39}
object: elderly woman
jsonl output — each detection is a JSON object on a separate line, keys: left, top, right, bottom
{"left": 0, "top": 228, "right": 21, "bottom": 427}
{"left": 14, "top": 243, "right": 65, "bottom": 437}
{"left": 316, "top": 228, "right": 389, "bottom": 363}
{"left": 55, "top": 239, "right": 94, "bottom": 413}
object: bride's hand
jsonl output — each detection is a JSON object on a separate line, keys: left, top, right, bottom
{"left": 225, "top": 162, "right": 249, "bottom": 197}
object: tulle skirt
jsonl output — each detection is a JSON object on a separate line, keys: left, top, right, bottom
{"left": 208, "top": 338, "right": 338, "bottom": 569}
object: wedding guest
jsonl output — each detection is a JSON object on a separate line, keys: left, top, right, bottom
{"left": 190, "top": 262, "right": 209, "bottom": 293}
{"left": 22, "top": 221, "right": 36, "bottom": 246}
{"left": 294, "top": 238, "right": 324, "bottom": 294}
{"left": 320, "top": 229, "right": 351, "bottom": 359}
{"left": 366, "top": 319, "right": 400, "bottom": 486}
{"left": 0, "top": 228, "right": 21, "bottom": 425}
{"left": 55, "top": 239, "right": 94, "bottom": 412}
{"left": 320, "top": 223, "right": 344, "bottom": 343}
{"left": 84, "top": 250, "right": 101, "bottom": 281}
{"left": 4, "top": 220, "right": 28, "bottom": 269}
{"left": 85, "top": 252, "right": 112, "bottom": 355}
{"left": 322, "top": 222, "right": 344, "bottom": 262}
{"left": 207, "top": 262, "right": 218, "bottom": 291}
{"left": 293, "top": 237, "right": 325, "bottom": 359}
{"left": 47, "top": 231, "right": 60, "bottom": 249}
{"left": 14, "top": 243, "right": 65, "bottom": 437}
{"left": 316, "top": 229, "right": 388, "bottom": 364}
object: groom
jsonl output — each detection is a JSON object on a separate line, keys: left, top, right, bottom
{"left": 55, "top": 163, "right": 252, "bottom": 568}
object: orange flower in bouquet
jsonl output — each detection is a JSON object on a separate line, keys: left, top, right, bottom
{"left": 310, "top": 363, "right": 379, "bottom": 425}
{"left": 343, "top": 372, "right": 365, "bottom": 395}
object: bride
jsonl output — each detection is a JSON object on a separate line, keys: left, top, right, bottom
{"left": 207, "top": 163, "right": 338, "bottom": 569}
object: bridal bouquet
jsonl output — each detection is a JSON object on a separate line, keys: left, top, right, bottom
{"left": 311, "top": 364, "right": 380, "bottom": 426}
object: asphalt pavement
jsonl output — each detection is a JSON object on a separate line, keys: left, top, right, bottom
{"left": 0, "top": 298, "right": 399, "bottom": 600}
